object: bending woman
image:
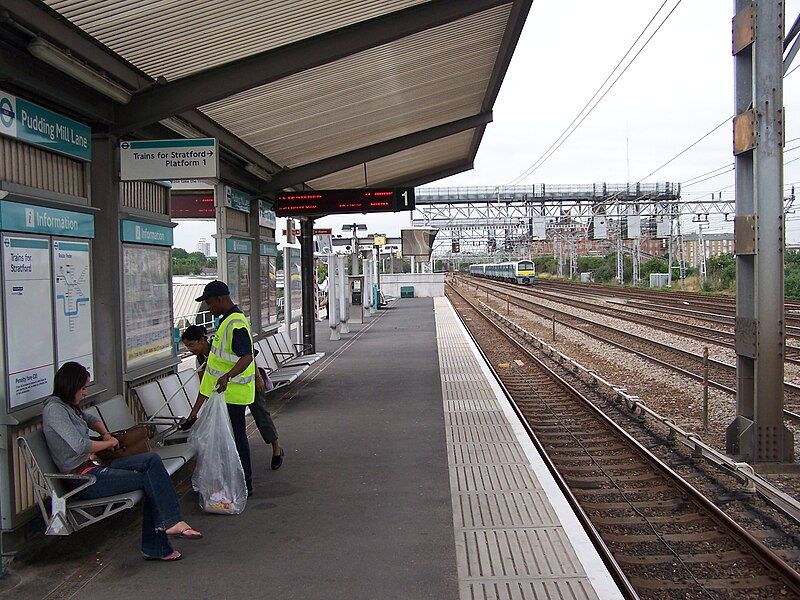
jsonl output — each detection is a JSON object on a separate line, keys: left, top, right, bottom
{"left": 42, "top": 362, "right": 202, "bottom": 561}
{"left": 182, "top": 325, "right": 284, "bottom": 470}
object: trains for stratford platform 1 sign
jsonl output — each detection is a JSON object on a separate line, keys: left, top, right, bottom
{"left": 275, "top": 188, "right": 415, "bottom": 217}
{"left": 120, "top": 138, "right": 219, "bottom": 181}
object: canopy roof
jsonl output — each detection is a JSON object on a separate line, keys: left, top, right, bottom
{"left": 4, "top": 0, "right": 532, "bottom": 192}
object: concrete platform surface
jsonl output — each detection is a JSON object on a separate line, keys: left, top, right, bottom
{"left": 2, "top": 299, "right": 459, "bottom": 600}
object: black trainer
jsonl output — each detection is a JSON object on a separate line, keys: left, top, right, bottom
{"left": 271, "top": 448, "right": 285, "bottom": 471}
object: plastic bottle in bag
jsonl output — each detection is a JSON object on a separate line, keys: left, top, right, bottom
{"left": 188, "top": 392, "right": 248, "bottom": 514}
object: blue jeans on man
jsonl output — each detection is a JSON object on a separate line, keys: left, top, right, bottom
{"left": 75, "top": 452, "right": 183, "bottom": 558}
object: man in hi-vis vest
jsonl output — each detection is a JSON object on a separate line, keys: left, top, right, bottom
{"left": 182, "top": 280, "right": 256, "bottom": 495}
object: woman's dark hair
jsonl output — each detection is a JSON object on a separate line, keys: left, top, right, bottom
{"left": 53, "top": 362, "right": 90, "bottom": 404}
{"left": 181, "top": 324, "right": 207, "bottom": 342}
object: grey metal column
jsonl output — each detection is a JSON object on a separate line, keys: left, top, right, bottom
{"left": 300, "top": 218, "right": 316, "bottom": 354}
{"left": 728, "top": 0, "right": 793, "bottom": 461}
{"left": 250, "top": 196, "right": 262, "bottom": 333}
{"left": 91, "top": 134, "right": 124, "bottom": 400}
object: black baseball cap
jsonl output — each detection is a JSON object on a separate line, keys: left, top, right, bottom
{"left": 195, "top": 280, "right": 230, "bottom": 302}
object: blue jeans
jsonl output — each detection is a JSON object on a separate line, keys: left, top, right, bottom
{"left": 76, "top": 452, "right": 183, "bottom": 558}
{"left": 227, "top": 404, "right": 253, "bottom": 493}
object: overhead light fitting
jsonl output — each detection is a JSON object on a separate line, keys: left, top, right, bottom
{"left": 27, "top": 38, "right": 132, "bottom": 104}
{"left": 159, "top": 117, "right": 206, "bottom": 139}
{"left": 244, "top": 163, "right": 273, "bottom": 182}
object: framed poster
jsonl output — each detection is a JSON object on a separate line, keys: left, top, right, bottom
{"left": 123, "top": 245, "right": 173, "bottom": 369}
{"left": 53, "top": 239, "right": 94, "bottom": 377}
{"left": 2, "top": 235, "right": 55, "bottom": 409}
{"left": 226, "top": 254, "right": 251, "bottom": 319}
{"left": 287, "top": 247, "right": 302, "bottom": 322}
{"left": 258, "top": 256, "right": 275, "bottom": 329}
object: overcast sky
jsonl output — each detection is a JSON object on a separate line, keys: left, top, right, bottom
{"left": 174, "top": 0, "right": 800, "bottom": 253}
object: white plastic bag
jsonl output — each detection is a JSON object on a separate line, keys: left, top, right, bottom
{"left": 188, "top": 392, "right": 247, "bottom": 514}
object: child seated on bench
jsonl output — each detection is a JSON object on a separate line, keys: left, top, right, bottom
{"left": 42, "top": 362, "right": 203, "bottom": 562}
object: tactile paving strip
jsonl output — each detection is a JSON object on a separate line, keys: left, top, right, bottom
{"left": 435, "top": 298, "right": 600, "bottom": 600}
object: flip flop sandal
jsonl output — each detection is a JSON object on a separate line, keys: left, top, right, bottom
{"left": 169, "top": 527, "right": 203, "bottom": 540}
{"left": 143, "top": 550, "right": 182, "bottom": 562}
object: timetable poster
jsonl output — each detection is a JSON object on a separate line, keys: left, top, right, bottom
{"left": 2, "top": 235, "right": 55, "bottom": 408}
{"left": 53, "top": 240, "right": 94, "bottom": 377}
{"left": 123, "top": 245, "right": 173, "bottom": 369}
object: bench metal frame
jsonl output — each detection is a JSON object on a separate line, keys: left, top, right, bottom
{"left": 16, "top": 433, "right": 139, "bottom": 536}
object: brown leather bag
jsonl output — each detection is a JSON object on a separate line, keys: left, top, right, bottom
{"left": 96, "top": 425, "right": 152, "bottom": 463}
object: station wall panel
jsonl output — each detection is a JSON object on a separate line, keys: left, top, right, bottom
{"left": 11, "top": 422, "right": 41, "bottom": 520}
{"left": 121, "top": 181, "right": 169, "bottom": 216}
{"left": 226, "top": 207, "right": 248, "bottom": 233}
{"left": 0, "top": 137, "right": 86, "bottom": 199}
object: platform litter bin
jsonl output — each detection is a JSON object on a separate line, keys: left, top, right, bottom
{"left": 400, "top": 286, "right": 415, "bottom": 298}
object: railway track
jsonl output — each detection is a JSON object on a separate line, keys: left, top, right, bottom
{"left": 465, "top": 276, "right": 800, "bottom": 363}
{"left": 456, "top": 276, "right": 800, "bottom": 421}
{"left": 447, "top": 283, "right": 800, "bottom": 599}
{"left": 535, "top": 279, "right": 800, "bottom": 333}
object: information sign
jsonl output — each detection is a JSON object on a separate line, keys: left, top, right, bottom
{"left": 226, "top": 238, "right": 253, "bottom": 254}
{"left": 171, "top": 192, "right": 216, "bottom": 218}
{"left": 224, "top": 186, "right": 251, "bottom": 213}
{"left": 120, "top": 138, "right": 219, "bottom": 181}
{"left": 2, "top": 236, "right": 55, "bottom": 408}
{"left": 259, "top": 201, "right": 276, "bottom": 229}
{"left": 53, "top": 240, "right": 93, "bottom": 376}
{"left": 121, "top": 220, "right": 174, "bottom": 246}
{"left": 123, "top": 246, "right": 173, "bottom": 369}
{"left": 259, "top": 240, "right": 278, "bottom": 256}
{"left": 0, "top": 89, "right": 91, "bottom": 161}
{"left": 275, "top": 188, "right": 414, "bottom": 217}
{"left": 0, "top": 200, "right": 94, "bottom": 238}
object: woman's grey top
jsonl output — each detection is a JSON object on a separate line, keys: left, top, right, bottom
{"left": 42, "top": 396, "right": 99, "bottom": 473}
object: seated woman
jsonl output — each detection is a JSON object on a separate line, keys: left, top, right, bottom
{"left": 41, "top": 362, "right": 202, "bottom": 562}
{"left": 181, "top": 325, "right": 284, "bottom": 470}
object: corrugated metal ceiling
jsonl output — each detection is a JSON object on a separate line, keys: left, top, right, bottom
{"left": 44, "top": 0, "right": 433, "bottom": 81}
{"left": 308, "top": 130, "right": 474, "bottom": 189}
{"left": 202, "top": 5, "right": 511, "bottom": 169}
{"left": 40, "top": 1, "right": 521, "bottom": 188}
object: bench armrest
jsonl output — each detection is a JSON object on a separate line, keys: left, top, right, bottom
{"left": 44, "top": 472, "right": 97, "bottom": 499}
{"left": 272, "top": 350, "right": 294, "bottom": 357}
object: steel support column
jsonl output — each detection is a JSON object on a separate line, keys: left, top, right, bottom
{"left": 300, "top": 218, "right": 316, "bottom": 354}
{"left": 90, "top": 134, "right": 124, "bottom": 401}
{"left": 728, "top": 0, "right": 793, "bottom": 461}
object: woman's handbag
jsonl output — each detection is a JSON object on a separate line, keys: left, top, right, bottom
{"left": 96, "top": 424, "right": 152, "bottom": 463}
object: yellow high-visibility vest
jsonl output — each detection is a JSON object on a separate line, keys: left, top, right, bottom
{"left": 199, "top": 312, "right": 255, "bottom": 405}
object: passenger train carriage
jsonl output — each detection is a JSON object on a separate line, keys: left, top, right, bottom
{"left": 469, "top": 260, "right": 535, "bottom": 285}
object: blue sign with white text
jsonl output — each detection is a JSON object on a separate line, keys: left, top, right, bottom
{"left": 0, "top": 89, "right": 92, "bottom": 161}
{"left": 226, "top": 238, "right": 253, "bottom": 254}
{"left": 120, "top": 220, "right": 174, "bottom": 246}
{"left": 0, "top": 201, "right": 94, "bottom": 238}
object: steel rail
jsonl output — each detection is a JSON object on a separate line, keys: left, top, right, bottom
{"left": 447, "top": 283, "right": 800, "bottom": 594}
{"left": 465, "top": 291, "right": 800, "bottom": 527}
{"left": 535, "top": 279, "right": 800, "bottom": 337}
{"left": 458, "top": 276, "right": 800, "bottom": 422}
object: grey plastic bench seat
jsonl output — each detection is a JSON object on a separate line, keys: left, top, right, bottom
{"left": 264, "top": 334, "right": 323, "bottom": 367}
{"left": 17, "top": 394, "right": 196, "bottom": 536}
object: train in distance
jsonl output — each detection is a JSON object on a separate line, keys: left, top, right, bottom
{"left": 469, "top": 260, "right": 536, "bottom": 285}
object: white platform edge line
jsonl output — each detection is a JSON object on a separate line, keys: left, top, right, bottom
{"left": 437, "top": 297, "right": 624, "bottom": 600}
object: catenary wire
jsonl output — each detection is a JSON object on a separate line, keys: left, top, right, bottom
{"left": 509, "top": 0, "right": 680, "bottom": 184}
